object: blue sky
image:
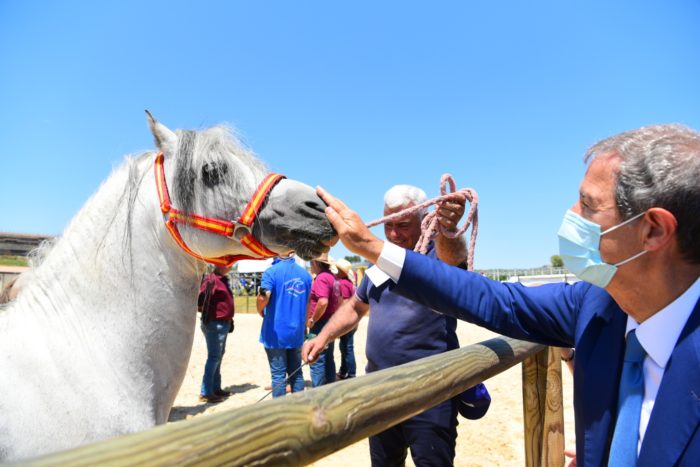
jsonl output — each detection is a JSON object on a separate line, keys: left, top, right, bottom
{"left": 1, "top": 1, "right": 699, "bottom": 269}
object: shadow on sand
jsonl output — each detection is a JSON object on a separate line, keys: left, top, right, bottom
{"left": 168, "top": 383, "right": 259, "bottom": 422}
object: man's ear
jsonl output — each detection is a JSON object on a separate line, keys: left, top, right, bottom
{"left": 641, "top": 207, "right": 677, "bottom": 252}
{"left": 145, "top": 110, "right": 177, "bottom": 156}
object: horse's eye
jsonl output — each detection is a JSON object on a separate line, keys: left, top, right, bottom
{"left": 201, "top": 162, "right": 228, "bottom": 187}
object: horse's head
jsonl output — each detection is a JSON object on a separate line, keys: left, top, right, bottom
{"left": 147, "top": 112, "right": 336, "bottom": 262}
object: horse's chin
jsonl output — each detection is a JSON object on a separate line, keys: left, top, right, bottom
{"left": 257, "top": 222, "right": 336, "bottom": 261}
{"left": 287, "top": 241, "right": 330, "bottom": 261}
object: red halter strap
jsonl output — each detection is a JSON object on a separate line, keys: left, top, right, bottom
{"left": 154, "top": 152, "right": 286, "bottom": 266}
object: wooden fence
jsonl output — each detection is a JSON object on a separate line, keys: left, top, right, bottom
{"left": 26, "top": 336, "right": 564, "bottom": 466}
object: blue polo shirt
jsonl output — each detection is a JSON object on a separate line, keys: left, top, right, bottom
{"left": 259, "top": 257, "right": 312, "bottom": 349}
{"left": 357, "top": 245, "right": 459, "bottom": 372}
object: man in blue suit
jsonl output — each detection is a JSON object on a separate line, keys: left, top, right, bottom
{"left": 312, "top": 124, "right": 700, "bottom": 466}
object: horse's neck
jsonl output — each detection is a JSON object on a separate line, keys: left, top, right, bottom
{"left": 33, "top": 156, "right": 198, "bottom": 311}
{"left": 12, "top": 156, "right": 202, "bottom": 405}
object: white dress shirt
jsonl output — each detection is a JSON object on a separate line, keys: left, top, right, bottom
{"left": 367, "top": 241, "right": 405, "bottom": 286}
{"left": 627, "top": 276, "right": 700, "bottom": 453}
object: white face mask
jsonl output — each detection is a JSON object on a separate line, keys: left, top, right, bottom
{"left": 557, "top": 210, "right": 647, "bottom": 288}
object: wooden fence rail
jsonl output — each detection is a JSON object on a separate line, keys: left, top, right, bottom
{"left": 26, "top": 337, "right": 562, "bottom": 466}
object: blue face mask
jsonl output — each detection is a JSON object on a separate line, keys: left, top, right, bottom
{"left": 557, "top": 210, "right": 646, "bottom": 288}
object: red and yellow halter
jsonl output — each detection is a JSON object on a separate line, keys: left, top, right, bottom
{"left": 154, "top": 152, "right": 286, "bottom": 267}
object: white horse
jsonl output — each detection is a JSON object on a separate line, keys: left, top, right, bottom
{"left": 0, "top": 113, "right": 336, "bottom": 461}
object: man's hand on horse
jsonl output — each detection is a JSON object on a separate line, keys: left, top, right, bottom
{"left": 436, "top": 191, "right": 467, "bottom": 233}
{"left": 316, "top": 186, "right": 384, "bottom": 264}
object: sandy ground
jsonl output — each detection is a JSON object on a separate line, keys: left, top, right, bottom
{"left": 170, "top": 313, "right": 575, "bottom": 466}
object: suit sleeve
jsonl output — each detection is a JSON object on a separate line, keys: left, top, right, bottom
{"left": 393, "top": 250, "right": 585, "bottom": 347}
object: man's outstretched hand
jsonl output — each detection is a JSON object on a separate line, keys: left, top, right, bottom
{"left": 302, "top": 336, "right": 326, "bottom": 364}
{"left": 317, "top": 186, "right": 384, "bottom": 264}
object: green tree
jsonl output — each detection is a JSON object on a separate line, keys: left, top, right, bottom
{"left": 550, "top": 254, "right": 564, "bottom": 268}
{"left": 344, "top": 255, "right": 362, "bottom": 263}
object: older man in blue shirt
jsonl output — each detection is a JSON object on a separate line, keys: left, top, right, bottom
{"left": 303, "top": 184, "right": 489, "bottom": 467}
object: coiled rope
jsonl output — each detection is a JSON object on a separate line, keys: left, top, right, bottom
{"left": 365, "top": 174, "right": 479, "bottom": 271}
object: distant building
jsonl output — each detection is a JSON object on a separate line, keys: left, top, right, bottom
{"left": 0, "top": 232, "right": 54, "bottom": 291}
{"left": 0, "top": 232, "right": 53, "bottom": 256}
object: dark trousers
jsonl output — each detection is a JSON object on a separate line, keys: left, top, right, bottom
{"left": 369, "top": 400, "right": 457, "bottom": 467}
{"left": 338, "top": 327, "right": 357, "bottom": 378}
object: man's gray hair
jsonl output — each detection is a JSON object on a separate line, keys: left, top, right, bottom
{"left": 384, "top": 185, "right": 428, "bottom": 218}
{"left": 585, "top": 124, "right": 700, "bottom": 263}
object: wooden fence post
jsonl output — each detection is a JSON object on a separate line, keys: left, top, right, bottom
{"left": 522, "top": 347, "right": 565, "bottom": 467}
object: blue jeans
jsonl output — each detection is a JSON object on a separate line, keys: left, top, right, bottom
{"left": 309, "top": 319, "right": 335, "bottom": 387}
{"left": 264, "top": 347, "right": 305, "bottom": 397}
{"left": 338, "top": 327, "right": 357, "bottom": 378}
{"left": 200, "top": 320, "right": 230, "bottom": 396}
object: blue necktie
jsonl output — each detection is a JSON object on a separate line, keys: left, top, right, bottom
{"left": 608, "top": 330, "right": 646, "bottom": 466}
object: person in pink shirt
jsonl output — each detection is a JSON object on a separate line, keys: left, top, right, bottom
{"left": 307, "top": 253, "right": 341, "bottom": 386}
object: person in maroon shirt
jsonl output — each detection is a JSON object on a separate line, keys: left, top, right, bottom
{"left": 197, "top": 265, "right": 235, "bottom": 403}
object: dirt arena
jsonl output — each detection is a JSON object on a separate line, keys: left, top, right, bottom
{"left": 170, "top": 313, "right": 576, "bottom": 466}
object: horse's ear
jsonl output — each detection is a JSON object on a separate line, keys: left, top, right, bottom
{"left": 145, "top": 110, "right": 177, "bottom": 156}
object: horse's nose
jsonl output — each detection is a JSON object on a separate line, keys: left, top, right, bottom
{"left": 304, "top": 198, "right": 327, "bottom": 213}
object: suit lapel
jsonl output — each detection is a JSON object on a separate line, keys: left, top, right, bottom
{"left": 638, "top": 299, "right": 700, "bottom": 466}
{"left": 577, "top": 297, "right": 628, "bottom": 466}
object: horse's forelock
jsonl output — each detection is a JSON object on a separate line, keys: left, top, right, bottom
{"left": 173, "top": 130, "right": 197, "bottom": 214}
{"left": 172, "top": 126, "right": 269, "bottom": 216}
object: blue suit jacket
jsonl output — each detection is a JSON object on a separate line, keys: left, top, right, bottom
{"left": 394, "top": 251, "right": 700, "bottom": 466}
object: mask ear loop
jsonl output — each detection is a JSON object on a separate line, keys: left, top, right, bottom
{"left": 614, "top": 249, "right": 647, "bottom": 267}
{"left": 602, "top": 211, "right": 648, "bottom": 267}
{"left": 601, "top": 211, "right": 646, "bottom": 236}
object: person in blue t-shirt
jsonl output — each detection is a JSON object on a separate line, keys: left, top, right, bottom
{"left": 303, "top": 185, "right": 490, "bottom": 467}
{"left": 257, "top": 256, "right": 313, "bottom": 397}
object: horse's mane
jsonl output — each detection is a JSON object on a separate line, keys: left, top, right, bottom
{"left": 26, "top": 238, "right": 59, "bottom": 267}
{"left": 110, "top": 152, "right": 153, "bottom": 272}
